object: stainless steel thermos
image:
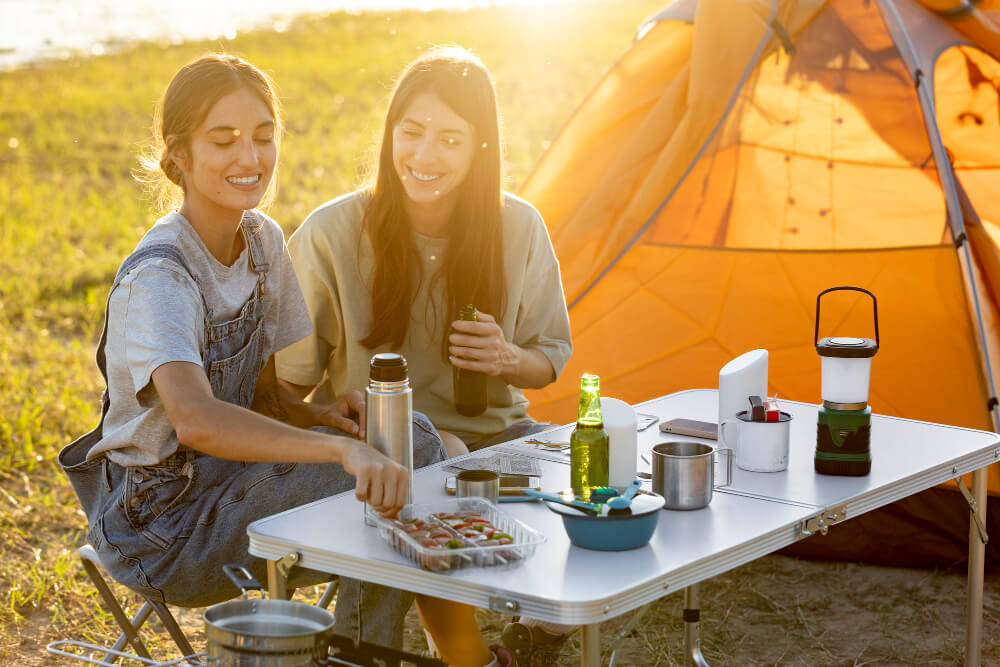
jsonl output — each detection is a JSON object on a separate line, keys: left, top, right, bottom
{"left": 366, "top": 353, "right": 413, "bottom": 511}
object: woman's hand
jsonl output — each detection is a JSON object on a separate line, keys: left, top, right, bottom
{"left": 448, "top": 310, "right": 515, "bottom": 377}
{"left": 341, "top": 441, "right": 409, "bottom": 513}
{"left": 315, "top": 389, "right": 367, "bottom": 439}
{"left": 449, "top": 310, "right": 557, "bottom": 389}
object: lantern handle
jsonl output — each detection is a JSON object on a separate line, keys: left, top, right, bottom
{"left": 814, "top": 286, "right": 879, "bottom": 348}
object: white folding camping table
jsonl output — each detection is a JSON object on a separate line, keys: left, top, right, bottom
{"left": 247, "top": 389, "right": 997, "bottom": 666}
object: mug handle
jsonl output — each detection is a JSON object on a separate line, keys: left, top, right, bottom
{"left": 713, "top": 448, "right": 734, "bottom": 489}
{"left": 719, "top": 419, "right": 740, "bottom": 453}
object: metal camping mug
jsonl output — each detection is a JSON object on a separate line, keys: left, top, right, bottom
{"left": 455, "top": 469, "right": 500, "bottom": 504}
{"left": 719, "top": 410, "right": 792, "bottom": 472}
{"left": 651, "top": 441, "right": 733, "bottom": 510}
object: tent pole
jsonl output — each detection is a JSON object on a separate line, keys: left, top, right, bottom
{"left": 875, "top": 0, "right": 1000, "bottom": 431}
{"left": 877, "top": 3, "right": 997, "bottom": 665}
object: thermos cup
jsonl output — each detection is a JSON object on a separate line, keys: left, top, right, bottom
{"left": 366, "top": 353, "right": 413, "bottom": 522}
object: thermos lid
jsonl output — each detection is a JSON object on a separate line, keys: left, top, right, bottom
{"left": 369, "top": 353, "right": 408, "bottom": 381}
{"left": 816, "top": 336, "right": 878, "bottom": 358}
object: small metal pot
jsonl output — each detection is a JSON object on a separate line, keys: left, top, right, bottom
{"left": 203, "top": 564, "right": 334, "bottom": 666}
{"left": 544, "top": 492, "right": 665, "bottom": 550}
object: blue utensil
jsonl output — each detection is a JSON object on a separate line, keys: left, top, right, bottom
{"left": 607, "top": 479, "right": 643, "bottom": 510}
{"left": 523, "top": 488, "right": 603, "bottom": 515}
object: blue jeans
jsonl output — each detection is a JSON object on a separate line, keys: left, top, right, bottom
{"left": 87, "top": 414, "right": 445, "bottom": 649}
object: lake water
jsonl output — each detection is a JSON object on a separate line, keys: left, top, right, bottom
{"left": 0, "top": 0, "right": 562, "bottom": 69}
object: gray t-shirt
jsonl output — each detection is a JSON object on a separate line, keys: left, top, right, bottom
{"left": 90, "top": 210, "right": 312, "bottom": 466}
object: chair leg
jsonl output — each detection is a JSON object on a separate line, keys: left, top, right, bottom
{"left": 148, "top": 598, "right": 197, "bottom": 658}
{"left": 79, "top": 544, "right": 196, "bottom": 662}
{"left": 108, "top": 602, "right": 153, "bottom": 656}
{"left": 79, "top": 552, "right": 153, "bottom": 662}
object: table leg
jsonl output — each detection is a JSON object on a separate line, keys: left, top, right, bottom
{"left": 265, "top": 558, "right": 289, "bottom": 600}
{"left": 966, "top": 466, "right": 987, "bottom": 666}
{"left": 684, "top": 584, "right": 710, "bottom": 667}
{"left": 580, "top": 623, "right": 601, "bottom": 667}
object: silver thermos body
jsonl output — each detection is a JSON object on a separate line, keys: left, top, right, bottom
{"left": 365, "top": 353, "right": 413, "bottom": 514}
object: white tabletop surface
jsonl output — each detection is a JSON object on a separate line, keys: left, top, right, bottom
{"left": 248, "top": 389, "right": 999, "bottom": 624}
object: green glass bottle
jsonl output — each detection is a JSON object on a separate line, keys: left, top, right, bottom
{"left": 570, "top": 373, "right": 609, "bottom": 500}
{"left": 452, "top": 304, "right": 488, "bottom": 416}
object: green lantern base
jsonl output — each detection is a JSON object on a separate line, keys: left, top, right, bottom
{"left": 815, "top": 404, "right": 871, "bottom": 476}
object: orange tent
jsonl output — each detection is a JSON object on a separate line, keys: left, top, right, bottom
{"left": 522, "top": 0, "right": 1000, "bottom": 565}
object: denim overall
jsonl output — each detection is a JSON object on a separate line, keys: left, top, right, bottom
{"left": 60, "top": 212, "right": 445, "bottom": 650}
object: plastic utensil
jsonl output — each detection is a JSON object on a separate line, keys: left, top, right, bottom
{"left": 607, "top": 479, "right": 642, "bottom": 510}
{"left": 523, "top": 489, "right": 604, "bottom": 516}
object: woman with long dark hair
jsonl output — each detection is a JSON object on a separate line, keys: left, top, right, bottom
{"left": 276, "top": 45, "right": 574, "bottom": 664}
{"left": 277, "top": 45, "right": 571, "bottom": 453}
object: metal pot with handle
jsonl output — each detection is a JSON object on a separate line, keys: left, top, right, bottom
{"left": 203, "top": 564, "right": 334, "bottom": 666}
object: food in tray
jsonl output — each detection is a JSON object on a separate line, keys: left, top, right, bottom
{"left": 386, "top": 510, "right": 523, "bottom": 571}
{"left": 432, "top": 511, "right": 515, "bottom": 546}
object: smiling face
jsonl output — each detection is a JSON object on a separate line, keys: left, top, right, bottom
{"left": 392, "top": 91, "right": 476, "bottom": 211}
{"left": 171, "top": 87, "right": 277, "bottom": 219}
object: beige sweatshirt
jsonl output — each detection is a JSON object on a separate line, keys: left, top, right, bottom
{"left": 276, "top": 189, "right": 573, "bottom": 444}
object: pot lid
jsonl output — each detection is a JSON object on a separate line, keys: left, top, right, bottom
{"left": 204, "top": 599, "right": 335, "bottom": 636}
{"left": 816, "top": 335, "right": 878, "bottom": 358}
{"left": 544, "top": 492, "right": 665, "bottom": 520}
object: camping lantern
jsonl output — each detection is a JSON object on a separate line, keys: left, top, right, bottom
{"left": 814, "top": 286, "right": 879, "bottom": 476}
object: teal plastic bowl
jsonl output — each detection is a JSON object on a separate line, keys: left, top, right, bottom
{"left": 544, "top": 492, "right": 665, "bottom": 551}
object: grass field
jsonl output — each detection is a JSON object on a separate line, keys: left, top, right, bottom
{"left": 3, "top": 2, "right": 1000, "bottom": 665}
{"left": 0, "top": 1, "right": 664, "bottom": 661}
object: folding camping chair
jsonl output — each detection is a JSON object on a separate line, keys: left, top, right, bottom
{"left": 77, "top": 544, "right": 339, "bottom": 665}
{"left": 73, "top": 544, "right": 444, "bottom": 667}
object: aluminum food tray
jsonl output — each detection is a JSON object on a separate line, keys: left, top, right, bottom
{"left": 371, "top": 497, "right": 545, "bottom": 572}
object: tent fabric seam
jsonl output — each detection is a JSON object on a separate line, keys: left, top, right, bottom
{"left": 568, "top": 0, "right": 781, "bottom": 310}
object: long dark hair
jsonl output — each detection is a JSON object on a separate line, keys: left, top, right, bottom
{"left": 359, "top": 45, "right": 506, "bottom": 360}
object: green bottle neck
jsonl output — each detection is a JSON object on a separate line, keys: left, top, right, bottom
{"left": 577, "top": 386, "right": 603, "bottom": 426}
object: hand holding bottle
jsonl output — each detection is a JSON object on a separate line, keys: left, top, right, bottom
{"left": 448, "top": 309, "right": 515, "bottom": 377}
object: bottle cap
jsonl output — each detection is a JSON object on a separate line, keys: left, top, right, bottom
{"left": 460, "top": 303, "right": 477, "bottom": 320}
{"left": 369, "top": 353, "right": 408, "bottom": 382}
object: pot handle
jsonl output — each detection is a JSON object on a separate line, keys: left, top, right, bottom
{"left": 222, "top": 563, "right": 265, "bottom": 600}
